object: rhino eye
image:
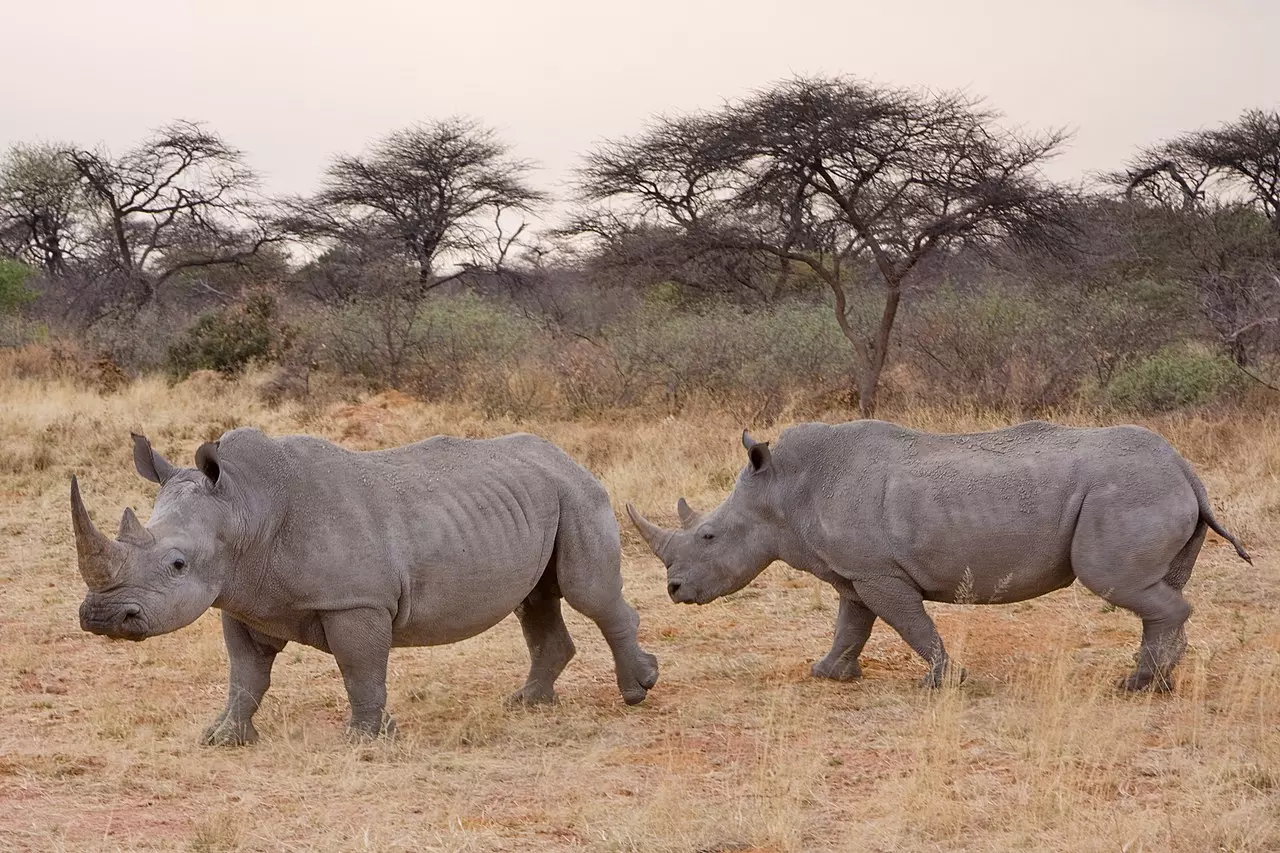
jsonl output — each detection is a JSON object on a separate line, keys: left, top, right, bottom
{"left": 701, "top": 531, "right": 715, "bottom": 541}
{"left": 170, "top": 557, "right": 187, "bottom": 572}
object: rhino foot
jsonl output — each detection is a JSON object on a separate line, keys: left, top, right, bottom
{"left": 1119, "top": 671, "right": 1174, "bottom": 694}
{"left": 811, "top": 656, "right": 863, "bottom": 681}
{"left": 920, "top": 664, "right": 967, "bottom": 689}
{"left": 506, "top": 685, "right": 558, "bottom": 707}
{"left": 619, "top": 651, "right": 659, "bottom": 705}
{"left": 201, "top": 715, "right": 259, "bottom": 747}
{"left": 346, "top": 714, "right": 397, "bottom": 742}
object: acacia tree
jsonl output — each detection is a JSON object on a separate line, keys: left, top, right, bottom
{"left": 0, "top": 143, "right": 90, "bottom": 276}
{"left": 284, "top": 117, "right": 546, "bottom": 295}
{"left": 65, "top": 120, "right": 277, "bottom": 308}
{"left": 573, "top": 77, "right": 1073, "bottom": 416}
{"left": 1111, "top": 109, "right": 1280, "bottom": 368}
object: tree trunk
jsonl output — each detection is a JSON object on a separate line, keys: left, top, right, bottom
{"left": 856, "top": 361, "right": 883, "bottom": 418}
{"left": 854, "top": 285, "right": 903, "bottom": 418}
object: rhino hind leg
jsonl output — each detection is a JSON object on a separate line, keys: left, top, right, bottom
{"left": 812, "top": 596, "right": 877, "bottom": 681}
{"left": 508, "top": 570, "right": 577, "bottom": 707}
{"left": 1114, "top": 583, "right": 1192, "bottom": 693}
{"left": 1076, "top": 568, "right": 1192, "bottom": 692}
{"left": 203, "top": 613, "right": 287, "bottom": 747}
{"left": 553, "top": 507, "right": 659, "bottom": 705}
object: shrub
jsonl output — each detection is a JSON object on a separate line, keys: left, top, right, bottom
{"left": 318, "top": 292, "right": 538, "bottom": 408}
{"left": 0, "top": 259, "right": 37, "bottom": 316}
{"left": 903, "top": 286, "right": 1085, "bottom": 410}
{"left": 1107, "top": 345, "right": 1247, "bottom": 412}
{"left": 167, "top": 293, "right": 291, "bottom": 377}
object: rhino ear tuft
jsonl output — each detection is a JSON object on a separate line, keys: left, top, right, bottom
{"left": 132, "top": 433, "right": 177, "bottom": 485}
{"left": 195, "top": 441, "right": 221, "bottom": 485}
{"left": 742, "top": 430, "right": 756, "bottom": 450}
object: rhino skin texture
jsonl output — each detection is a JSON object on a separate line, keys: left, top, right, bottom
{"left": 72, "top": 428, "right": 658, "bottom": 745}
{"left": 628, "top": 420, "right": 1251, "bottom": 693}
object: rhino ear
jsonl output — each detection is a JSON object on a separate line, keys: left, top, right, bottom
{"left": 195, "top": 441, "right": 221, "bottom": 485}
{"left": 742, "top": 430, "right": 771, "bottom": 472}
{"left": 132, "top": 433, "right": 177, "bottom": 485}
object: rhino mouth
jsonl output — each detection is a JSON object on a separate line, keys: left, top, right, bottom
{"left": 79, "top": 599, "right": 151, "bottom": 641}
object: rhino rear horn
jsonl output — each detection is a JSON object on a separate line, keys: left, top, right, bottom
{"left": 70, "top": 477, "right": 128, "bottom": 591}
{"left": 676, "top": 497, "right": 702, "bottom": 529}
{"left": 626, "top": 503, "right": 674, "bottom": 560}
{"left": 117, "top": 506, "right": 154, "bottom": 546}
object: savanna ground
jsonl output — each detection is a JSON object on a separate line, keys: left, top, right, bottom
{"left": 1, "top": 367, "right": 1278, "bottom": 853}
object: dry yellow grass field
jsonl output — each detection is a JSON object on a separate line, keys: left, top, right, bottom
{"left": 1, "top": 366, "right": 1277, "bottom": 852}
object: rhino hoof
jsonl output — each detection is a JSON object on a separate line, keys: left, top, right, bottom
{"left": 506, "top": 686, "right": 557, "bottom": 708}
{"left": 346, "top": 714, "right": 397, "bottom": 742}
{"left": 920, "top": 665, "right": 967, "bottom": 689}
{"left": 619, "top": 651, "right": 660, "bottom": 705}
{"left": 201, "top": 717, "right": 258, "bottom": 747}
{"left": 1119, "top": 672, "right": 1174, "bottom": 693}
{"left": 811, "top": 657, "right": 863, "bottom": 681}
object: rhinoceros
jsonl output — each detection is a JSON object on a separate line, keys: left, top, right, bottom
{"left": 72, "top": 428, "right": 658, "bottom": 744}
{"left": 627, "top": 420, "right": 1250, "bottom": 692}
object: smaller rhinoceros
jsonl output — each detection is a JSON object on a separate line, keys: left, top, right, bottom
{"left": 627, "top": 421, "right": 1251, "bottom": 692}
{"left": 73, "top": 429, "right": 658, "bottom": 744}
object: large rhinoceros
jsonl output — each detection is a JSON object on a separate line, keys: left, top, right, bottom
{"left": 72, "top": 428, "right": 658, "bottom": 744}
{"left": 628, "top": 420, "right": 1250, "bottom": 692}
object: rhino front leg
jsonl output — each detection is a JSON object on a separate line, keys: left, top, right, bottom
{"left": 321, "top": 608, "right": 396, "bottom": 739}
{"left": 508, "top": 577, "right": 577, "bottom": 707}
{"left": 856, "top": 577, "right": 962, "bottom": 688}
{"left": 203, "top": 613, "right": 287, "bottom": 747}
{"left": 812, "top": 596, "right": 877, "bottom": 681}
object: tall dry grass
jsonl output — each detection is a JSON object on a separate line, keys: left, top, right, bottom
{"left": 0, "top": 364, "right": 1276, "bottom": 852}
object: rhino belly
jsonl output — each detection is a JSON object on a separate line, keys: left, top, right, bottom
{"left": 389, "top": 539, "right": 552, "bottom": 647}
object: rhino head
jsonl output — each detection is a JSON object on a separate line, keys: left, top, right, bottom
{"left": 72, "top": 433, "right": 232, "bottom": 640}
{"left": 627, "top": 431, "right": 780, "bottom": 605}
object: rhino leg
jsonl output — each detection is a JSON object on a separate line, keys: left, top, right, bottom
{"left": 203, "top": 613, "right": 287, "bottom": 747}
{"left": 321, "top": 608, "right": 396, "bottom": 739}
{"left": 554, "top": 509, "right": 658, "bottom": 705}
{"left": 507, "top": 572, "right": 577, "bottom": 707}
{"left": 812, "top": 596, "right": 877, "bottom": 681}
{"left": 855, "top": 577, "right": 961, "bottom": 688}
{"left": 1093, "top": 581, "right": 1192, "bottom": 693}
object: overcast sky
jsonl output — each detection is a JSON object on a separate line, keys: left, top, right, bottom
{"left": 5, "top": 0, "right": 1277, "bottom": 221}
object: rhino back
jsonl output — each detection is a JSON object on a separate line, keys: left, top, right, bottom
{"left": 772, "top": 421, "right": 1198, "bottom": 603}
{"left": 223, "top": 431, "right": 593, "bottom": 647}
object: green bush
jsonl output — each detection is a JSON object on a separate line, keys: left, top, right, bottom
{"left": 1107, "top": 346, "right": 1247, "bottom": 412}
{"left": 0, "top": 259, "right": 37, "bottom": 316}
{"left": 167, "top": 294, "right": 291, "bottom": 377}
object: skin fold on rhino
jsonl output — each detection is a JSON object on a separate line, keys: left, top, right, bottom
{"left": 72, "top": 428, "right": 658, "bottom": 745}
{"left": 628, "top": 420, "right": 1251, "bottom": 693}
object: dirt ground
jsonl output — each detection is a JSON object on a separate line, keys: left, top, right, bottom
{"left": 2, "top": 372, "right": 1277, "bottom": 852}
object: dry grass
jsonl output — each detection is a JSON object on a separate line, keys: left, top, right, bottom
{"left": 1, "top": 366, "right": 1278, "bottom": 852}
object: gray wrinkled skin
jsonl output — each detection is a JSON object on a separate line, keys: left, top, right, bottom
{"left": 73, "top": 428, "right": 658, "bottom": 745}
{"left": 629, "top": 420, "right": 1251, "bottom": 693}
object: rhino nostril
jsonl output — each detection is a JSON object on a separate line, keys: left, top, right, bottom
{"left": 667, "top": 581, "right": 681, "bottom": 598}
{"left": 120, "top": 604, "right": 142, "bottom": 621}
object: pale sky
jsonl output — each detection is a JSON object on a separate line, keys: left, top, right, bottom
{"left": 5, "top": 0, "right": 1278, "bottom": 223}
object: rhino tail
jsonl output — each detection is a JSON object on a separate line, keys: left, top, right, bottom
{"left": 1178, "top": 457, "right": 1252, "bottom": 565}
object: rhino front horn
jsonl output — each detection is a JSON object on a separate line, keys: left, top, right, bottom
{"left": 70, "top": 477, "right": 128, "bottom": 591}
{"left": 626, "top": 503, "right": 674, "bottom": 559}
